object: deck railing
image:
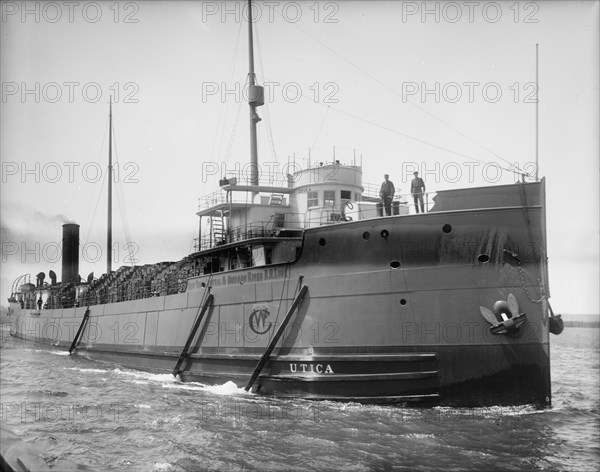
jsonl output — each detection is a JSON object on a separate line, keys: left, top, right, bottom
{"left": 194, "top": 213, "right": 307, "bottom": 251}
{"left": 194, "top": 192, "right": 435, "bottom": 251}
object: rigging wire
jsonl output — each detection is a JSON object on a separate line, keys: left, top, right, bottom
{"left": 82, "top": 115, "right": 111, "bottom": 252}
{"left": 254, "top": 24, "right": 279, "bottom": 167}
{"left": 198, "top": 22, "right": 244, "bottom": 254}
{"left": 329, "top": 105, "right": 523, "bottom": 176}
{"left": 256, "top": 67, "right": 525, "bottom": 177}
{"left": 110, "top": 118, "right": 136, "bottom": 266}
{"left": 266, "top": 4, "right": 528, "bottom": 176}
{"left": 212, "top": 20, "right": 244, "bottom": 191}
{"left": 40, "top": 116, "right": 107, "bottom": 277}
{"left": 250, "top": 67, "right": 514, "bottom": 176}
{"left": 82, "top": 170, "right": 108, "bottom": 253}
{"left": 82, "top": 116, "right": 109, "bottom": 245}
{"left": 223, "top": 98, "right": 244, "bottom": 165}
{"left": 311, "top": 106, "right": 330, "bottom": 149}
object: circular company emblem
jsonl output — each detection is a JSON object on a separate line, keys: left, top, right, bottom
{"left": 249, "top": 306, "right": 272, "bottom": 335}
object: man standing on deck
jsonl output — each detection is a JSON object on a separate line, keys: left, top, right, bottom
{"left": 411, "top": 171, "right": 426, "bottom": 213}
{"left": 379, "top": 174, "right": 395, "bottom": 216}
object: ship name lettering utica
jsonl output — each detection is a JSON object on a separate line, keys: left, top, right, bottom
{"left": 289, "top": 363, "right": 334, "bottom": 374}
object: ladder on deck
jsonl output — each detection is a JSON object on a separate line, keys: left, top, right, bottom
{"left": 68, "top": 307, "right": 90, "bottom": 354}
{"left": 172, "top": 293, "right": 214, "bottom": 377}
{"left": 209, "top": 210, "right": 226, "bottom": 247}
{"left": 245, "top": 283, "right": 308, "bottom": 392}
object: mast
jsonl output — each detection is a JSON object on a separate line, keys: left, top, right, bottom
{"left": 107, "top": 97, "right": 113, "bottom": 274}
{"left": 535, "top": 43, "right": 539, "bottom": 181}
{"left": 247, "top": 0, "right": 263, "bottom": 187}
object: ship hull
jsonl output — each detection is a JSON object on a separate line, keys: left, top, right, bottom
{"left": 8, "top": 182, "right": 552, "bottom": 406}
{"left": 7, "top": 327, "right": 551, "bottom": 406}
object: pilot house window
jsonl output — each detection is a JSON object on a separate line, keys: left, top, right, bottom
{"left": 341, "top": 190, "right": 352, "bottom": 200}
{"left": 324, "top": 190, "right": 335, "bottom": 206}
{"left": 307, "top": 191, "right": 318, "bottom": 208}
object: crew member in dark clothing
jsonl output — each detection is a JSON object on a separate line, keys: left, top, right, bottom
{"left": 37, "top": 297, "right": 43, "bottom": 310}
{"left": 411, "top": 171, "right": 426, "bottom": 213}
{"left": 379, "top": 174, "right": 395, "bottom": 216}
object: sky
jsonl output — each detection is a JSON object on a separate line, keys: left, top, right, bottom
{"left": 1, "top": 1, "right": 598, "bottom": 315}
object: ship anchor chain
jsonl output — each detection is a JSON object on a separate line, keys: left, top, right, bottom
{"left": 500, "top": 249, "right": 563, "bottom": 335}
{"left": 502, "top": 249, "right": 546, "bottom": 303}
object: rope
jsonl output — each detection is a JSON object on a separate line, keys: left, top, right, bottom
{"left": 254, "top": 25, "right": 279, "bottom": 165}
{"left": 111, "top": 120, "right": 136, "bottom": 266}
{"left": 211, "top": 20, "right": 244, "bottom": 193}
{"left": 82, "top": 170, "right": 108, "bottom": 250}
{"left": 78, "top": 115, "right": 109, "bottom": 262}
{"left": 255, "top": 3, "right": 532, "bottom": 177}
{"left": 223, "top": 99, "right": 244, "bottom": 164}
{"left": 311, "top": 106, "right": 330, "bottom": 149}
{"left": 329, "top": 106, "right": 525, "bottom": 177}
{"left": 255, "top": 70, "right": 524, "bottom": 178}
{"left": 271, "top": 7, "right": 528, "bottom": 176}
{"left": 82, "top": 115, "right": 109, "bottom": 237}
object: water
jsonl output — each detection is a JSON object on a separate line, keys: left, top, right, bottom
{"left": 1, "top": 325, "right": 598, "bottom": 472}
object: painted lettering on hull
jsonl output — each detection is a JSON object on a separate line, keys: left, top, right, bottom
{"left": 191, "top": 267, "right": 288, "bottom": 289}
{"left": 289, "top": 363, "right": 334, "bottom": 374}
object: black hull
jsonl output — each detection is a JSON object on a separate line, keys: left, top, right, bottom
{"left": 8, "top": 182, "right": 553, "bottom": 407}
{"left": 10, "top": 336, "right": 549, "bottom": 407}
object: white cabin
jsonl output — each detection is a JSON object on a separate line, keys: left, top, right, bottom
{"left": 195, "top": 156, "right": 409, "bottom": 253}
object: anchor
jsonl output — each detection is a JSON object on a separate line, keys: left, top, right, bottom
{"left": 480, "top": 293, "right": 527, "bottom": 335}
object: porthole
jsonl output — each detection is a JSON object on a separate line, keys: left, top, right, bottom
{"left": 380, "top": 229, "right": 389, "bottom": 239}
{"left": 442, "top": 224, "right": 452, "bottom": 233}
{"left": 390, "top": 260, "right": 401, "bottom": 269}
{"left": 362, "top": 232, "right": 370, "bottom": 240}
{"left": 477, "top": 254, "right": 490, "bottom": 263}
{"left": 400, "top": 298, "right": 407, "bottom": 306}
{"left": 319, "top": 238, "right": 326, "bottom": 246}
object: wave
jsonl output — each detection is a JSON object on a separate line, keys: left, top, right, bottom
{"left": 202, "top": 380, "right": 248, "bottom": 396}
{"left": 34, "top": 349, "right": 70, "bottom": 356}
{"left": 66, "top": 367, "right": 111, "bottom": 374}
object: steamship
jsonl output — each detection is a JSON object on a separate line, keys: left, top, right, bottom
{"left": 7, "top": 2, "right": 562, "bottom": 406}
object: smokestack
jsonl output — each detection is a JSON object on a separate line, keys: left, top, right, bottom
{"left": 62, "top": 223, "right": 80, "bottom": 284}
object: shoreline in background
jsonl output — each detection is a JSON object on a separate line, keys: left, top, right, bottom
{"left": 560, "top": 314, "right": 600, "bottom": 328}
{"left": 1, "top": 313, "right": 599, "bottom": 326}
{"left": 562, "top": 320, "right": 600, "bottom": 328}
